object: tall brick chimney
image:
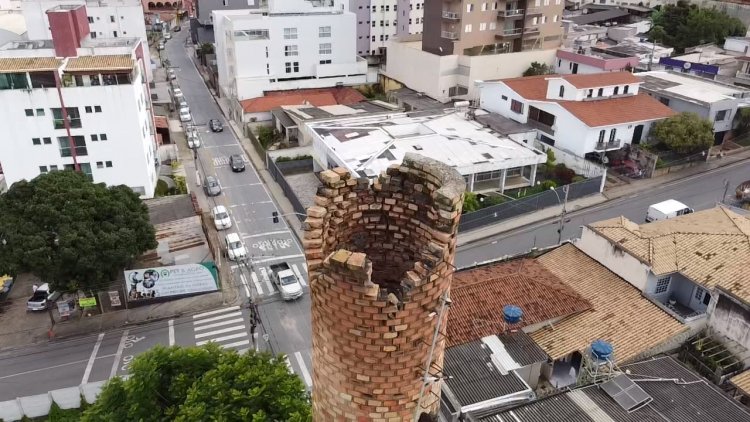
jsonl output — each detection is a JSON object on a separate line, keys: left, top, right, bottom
{"left": 47, "top": 5, "right": 90, "bottom": 58}
{"left": 305, "top": 154, "right": 465, "bottom": 421}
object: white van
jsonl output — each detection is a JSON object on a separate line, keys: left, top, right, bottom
{"left": 645, "top": 200, "right": 694, "bottom": 223}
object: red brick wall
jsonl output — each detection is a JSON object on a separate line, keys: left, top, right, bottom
{"left": 305, "top": 154, "right": 465, "bottom": 421}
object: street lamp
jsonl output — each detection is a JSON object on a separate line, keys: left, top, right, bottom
{"left": 550, "top": 185, "right": 569, "bottom": 245}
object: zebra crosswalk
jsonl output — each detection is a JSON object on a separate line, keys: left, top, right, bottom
{"left": 213, "top": 154, "right": 249, "bottom": 167}
{"left": 284, "top": 350, "right": 313, "bottom": 390}
{"left": 235, "top": 261, "right": 309, "bottom": 299}
{"left": 191, "top": 306, "right": 251, "bottom": 351}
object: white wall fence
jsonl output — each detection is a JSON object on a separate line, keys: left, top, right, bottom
{"left": 533, "top": 140, "right": 607, "bottom": 179}
{"left": 0, "top": 379, "right": 117, "bottom": 421}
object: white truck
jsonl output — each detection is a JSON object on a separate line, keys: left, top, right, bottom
{"left": 269, "top": 263, "right": 303, "bottom": 301}
{"left": 27, "top": 283, "right": 60, "bottom": 311}
{"left": 645, "top": 200, "right": 694, "bottom": 223}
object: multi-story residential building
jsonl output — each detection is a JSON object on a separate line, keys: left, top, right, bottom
{"left": 478, "top": 72, "right": 675, "bottom": 157}
{"left": 0, "top": 5, "right": 158, "bottom": 197}
{"left": 195, "top": 0, "right": 259, "bottom": 26}
{"left": 350, "top": 0, "right": 424, "bottom": 57}
{"left": 213, "top": 0, "right": 367, "bottom": 105}
{"left": 22, "top": 0, "right": 153, "bottom": 81}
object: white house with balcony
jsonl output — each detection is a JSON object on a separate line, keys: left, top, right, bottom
{"left": 213, "top": 0, "right": 367, "bottom": 107}
{"left": 636, "top": 71, "right": 750, "bottom": 145}
{"left": 0, "top": 5, "right": 158, "bottom": 197}
{"left": 478, "top": 72, "right": 676, "bottom": 158}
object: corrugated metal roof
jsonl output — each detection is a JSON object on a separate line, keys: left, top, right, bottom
{"left": 497, "top": 332, "right": 548, "bottom": 366}
{"left": 65, "top": 55, "right": 134, "bottom": 72}
{"left": 0, "top": 57, "right": 61, "bottom": 73}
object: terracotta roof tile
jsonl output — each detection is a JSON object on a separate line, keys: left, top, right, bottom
{"left": 731, "top": 369, "right": 750, "bottom": 395}
{"left": 560, "top": 94, "right": 676, "bottom": 127}
{"left": 65, "top": 55, "right": 134, "bottom": 72}
{"left": 0, "top": 57, "right": 61, "bottom": 73}
{"left": 588, "top": 207, "right": 750, "bottom": 303}
{"left": 561, "top": 71, "right": 641, "bottom": 89}
{"left": 502, "top": 74, "right": 550, "bottom": 101}
{"left": 530, "top": 244, "right": 687, "bottom": 363}
{"left": 153, "top": 115, "right": 168, "bottom": 129}
{"left": 447, "top": 258, "right": 592, "bottom": 347}
{"left": 240, "top": 87, "right": 365, "bottom": 113}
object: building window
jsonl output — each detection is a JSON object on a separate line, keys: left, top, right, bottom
{"left": 715, "top": 109, "right": 729, "bottom": 121}
{"left": 501, "top": 95, "right": 508, "bottom": 101}
{"left": 623, "top": 85, "right": 629, "bottom": 94}
{"left": 319, "top": 43, "right": 332, "bottom": 55}
{"left": 50, "top": 165, "right": 58, "bottom": 171}
{"left": 285, "top": 62, "right": 299, "bottom": 73}
{"left": 319, "top": 26, "right": 331, "bottom": 38}
{"left": 92, "top": 134, "right": 99, "bottom": 141}
{"left": 110, "top": 15, "right": 115, "bottom": 22}
{"left": 43, "top": 137, "right": 51, "bottom": 144}
{"left": 597, "top": 88, "right": 603, "bottom": 96}
{"left": 614, "top": 86, "right": 619, "bottom": 95}
{"left": 25, "top": 109, "right": 33, "bottom": 116}
{"left": 553, "top": 15, "right": 558, "bottom": 22}
{"left": 559, "top": 86, "right": 564, "bottom": 97}
{"left": 32, "top": 137, "right": 41, "bottom": 145}
{"left": 598, "top": 130, "right": 605, "bottom": 143}
{"left": 542, "top": 16, "right": 547, "bottom": 24}
{"left": 489, "top": 22, "right": 496, "bottom": 30}
{"left": 284, "top": 45, "right": 298, "bottom": 56}
{"left": 283, "top": 28, "right": 298, "bottom": 40}
{"left": 97, "top": 161, "right": 104, "bottom": 169}
{"left": 510, "top": 99, "right": 523, "bottom": 114}
{"left": 466, "top": 3, "right": 474, "bottom": 12}
{"left": 113, "top": 31, "right": 118, "bottom": 37}
{"left": 479, "top": 22, "right": 487, "bottom": 31}
{"left": 51, "top": 107, "right": 81, "bottom": 129}
{"left": 85, "top": 106, "right": 92, "bottom": 113}
{"left": 91, "top": 32, "right": 97, "bottom": 39}
{"left": 320, "top": 59, "right": 332, "bottom": 64}
{"left": 39, "top": 165, "right": 48, "bottom": 173}
{"left": 36, "top": 108, "right": 45, "bottom": 116}
{"left": 655, "top": 276, "right": 671, "bottom": 294}
{"left": 659, "top": 97, "right": 670, "bottom": 106}
{"left": 465, "top": 24, "right": 472, "bottom": 33}
{"left": 532, "top": 17, "right": 538, "bottom": 25}
{"left": 0, "top": 72, "right": 29, "bottom": 90}
{"left": 481, "top": 2, "right": 488, "bottom": 11}
{"left": 694, "top": 286, "right": 705, "bottom": 300}
{"left": 100, "top": 133, "right": 108, "bottom": 141}
{"left": 587, "top": 89, "right": 593, "bottom": 98}
{"left": 94, "top": 106, "right": 102, "bottom": 113}
{"left": 609, "top": 128, "right": 617, "bottom": 143}
{"left": 57, "top": 136, "right": 87, "bottom": 157}
{"left": 88, "top": 16, "right": 94, "bottom": 23}
{"left": 79, "top": 163, "right": 92, "bottom": 179}
{"left": 106, "top": 161, "right": 113, "bottom": 168}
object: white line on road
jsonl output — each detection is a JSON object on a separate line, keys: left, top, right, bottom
{"left": 221, "top": 339, "right": 251, "bottom": 349}
{"left": 194, "top": 325, "right": 246, "bottom": 339}
{"left": 82, "top": 333, "right": 105, "bottom": 384}
{"left": 259, "top": 267, "right": 274, "bottom": 293}
{"left": 0, "top": 354, "right": 117, "bottom": 381}
{"left": 196, "top": 332, "right": 247, "bottom": 346}
{"left": 192, "top": 311, "right": 243, "bottom": 325}
{"left": 168, "top": 320, "right": 175, "bottom": 346}
{"left": 295, "top": 352, "right": 313, "bottom": 387}
{"left": 250, "top": 271, "right": 264, "bottom": 294}
{"left": 243, "top": 230, "right": 291, "bottom": 239}
{"left": 110, "top": 330, "right": 129, "bottom": 379}
{"left": 239, "top": 273, "right": 251, "bottom": 297}
{"left": 254, "top": 333, "right": 259, "bottom": 352}
{"left": 222, "top": 183, "right": 263, "bottom": 189}
{"left": 193, "top": 317, "right": 245, "bottom": 331}
{"left": 253, "top": 254, "right": 305, "bottom": 264}
{"left": 193, "top": 306, "right": 241, "bottom": 319}
{"left": 291, "top": 263, "right": 307, "bottom": 287}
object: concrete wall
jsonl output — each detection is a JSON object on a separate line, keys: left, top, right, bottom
{"left": 0, "top": 380, "right": 107, "bottom": 421}
{"left": 574, "top": 227, "right": 652, "bottom": 291}
{"left": 533, "top": 140, "right": 606, "bottom": 178}
{"left": 710, "top": 292, "right": 750, "bottom": 356}
{"left": 196, "top": 0, "right": 258, "bottom": 26}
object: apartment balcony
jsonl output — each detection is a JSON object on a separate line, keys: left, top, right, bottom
{"left": 495, "top": 28, "right": 523, "bottom": 40}
{"left": 526, "top": 119, "right": 555, "bottom": 136}
{"left": 736, "top": 71, "right": 750, "bottom": 80}
{"left": 523, "top": 27, "right": 541, "bottom": 37}
{"left": 497, "top": 9, "right": 525, "bottom": 19}
{"left": 525, "top": 7, "right": 543, "bottom": 16}
{"left": 442, "top": 11, "right": 461, "bottom": 20}
{"left": 441, "top": 31, "right": 460, "bottom": 40}
{"left": 594, "top": 140, "right": 622, "bottom": 151}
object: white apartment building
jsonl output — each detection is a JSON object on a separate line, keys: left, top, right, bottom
{"left": 351, "top": 0, "right": 423, "bottom": 57}
{"left": 213, "top": 0, "right": 367, "bottom": 102}
{"left": 0, "top": 5, "right": 158, "bottom": 197}
{"left": 21, "top": 0, "right": 153, "bottom": 81}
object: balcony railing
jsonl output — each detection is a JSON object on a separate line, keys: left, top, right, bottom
{"left": 526, "top": 119, "right": 555, "bottom": 135}
{"left": 441, "top": 31, "right": 460, "bottom": 40}
{"left": 737, "top": 71, "right": 750, "bottom": 80}
{"left": 442, "top": 11, "right": 460, "bottom": 19}
{"left": 594, "top": 140, "right": 622, "bottom": 151}
{"left": 525, "top": 7, "right": 543, "bottom": 16}
{"left": 523, "top": 27, "right": 541, "bottom": 37}
{"left": 495, "top": 28, "right": 523, "bottom": 39}
{"left": 498, "top": 9, "right": 524, "bottom": 17}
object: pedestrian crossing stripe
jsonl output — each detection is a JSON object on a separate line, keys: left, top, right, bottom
{"left": 191, "top": 307, "right": 249, "bottom": 351}
{"left": 237, "top": 262, "right": 310, "bottom": 299}
{"left": 213, "top": 154, "right": 250, "bottom": 167}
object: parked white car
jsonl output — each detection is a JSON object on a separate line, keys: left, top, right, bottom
{"left": 225, "top": 233, "right": 247, "bottom": 261}
{"left": 179, "top": 108, "right": 191, "bottom": 122}
{"left": 167, "top": 69, "right": 176, "bottom": 80}
{"left": 212, "top": 205, "right": 232, "bottom": 230}
{"left": 187, "top": 130, "right": 201, "bottom": 149}
{"left": 163, "top": 32, "right": 172, "bottom": 40}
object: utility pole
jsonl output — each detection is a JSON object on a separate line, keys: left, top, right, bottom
{"left": 552, "top": 185, "right": 569, "bottom": 245}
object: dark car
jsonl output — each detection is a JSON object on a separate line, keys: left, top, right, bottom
{"left": 209, "top": 119, "right": 223, "bottom": 132}
{"left": 173, "top": 25, "right": 181, "bottom": 32}
{"left": 203, "top": 175, "right": 221, "bottom": 196}
{"left": 230, "top": 154, "right": 246, "bottom": 172}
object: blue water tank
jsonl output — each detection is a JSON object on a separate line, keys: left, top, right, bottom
{"left": 503, "top": 305, "right": 523, "bottom": 324}
{"left": 591, "top": 340, "right": 614, "bottom": 361}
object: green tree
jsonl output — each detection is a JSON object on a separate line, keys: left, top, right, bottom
{"left": 198, "top": 42, "right": 215, "bottom": 55}
{"left": 735, "top": 108, "right": 750, "bottom": 135}
{"left": 0, "top": 171, "right": 156, "bottom": 292}
{"left": 462, "top": 192, "right": 480, "bottom": 213}
{"left": 651, "top": 112, "right": 714, "bottom": 153}
{"left": 81, "top": 345, "right": 311, "bottom": 422}
{"left": 651, "top": 1, "right": 745, "bottom": 52}
{"left": 523, "top": 61, "right": 552, "bottom": 76}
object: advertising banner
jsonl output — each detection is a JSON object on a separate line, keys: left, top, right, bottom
{"left": 124, "top": 262, "right": 219, "bottom": 301}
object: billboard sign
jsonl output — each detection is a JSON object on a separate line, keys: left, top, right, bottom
{"left": 124, "top": 262, "right": 219, "bottom": 301}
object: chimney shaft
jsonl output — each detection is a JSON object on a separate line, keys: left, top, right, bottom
{"left": 47, "top": 5, "right": 91, "bottom": 58}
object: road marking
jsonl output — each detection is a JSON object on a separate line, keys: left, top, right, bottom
{"left": 196, "top": 332, "right": 247, "bottom": 346}
{"left": 295, "top": 351, "right": 313, "bottom": 387}
{"left": 193, "top": 306, "right": 240, "bottom": 319}
{"left": 222, "top": 183, "right": 263, "bottom": 189}
{"left": 259, "top": 267, "right": 274, "bottom": 293}
{"left": 82, "top": 333, "right": 105, "bottom": 384}
{"left": 254, "top": 333, "right": 259, "bottom": 351}
{"left": 110, "top": 330, "right": 129, "bottom": 379}
{"left": 168, "top": 320, "right": 175, "bottom": 346}
{"left": 253, "top": 254, "right": 305, "bottom": 264}
{"left": 193, "top": 317, "right": 245, "bottom": 331}
{"left": 239, "top": 273, "right": 251, "bottom": 297}
{"left": 291, "top": 263, "right": 307, "bottom": 287}
{"left": 0, "top": 354, "right": 117, "bottom": 380}
{"left": 192, "top": 311, "right": 243, "bottom": 324}
{"left": 250, "top": 271, "right": 264, "bottom": 294}
{"left": 194, "top": 325, "right": 246, "bottom": 339}
{"left": 243, "top": 230, "right": 291, "bottom": 238}
{"left": 221, "top": 339, "right": 251, "bottom": 349}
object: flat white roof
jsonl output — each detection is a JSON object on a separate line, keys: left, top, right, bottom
{"left": 309, "top": 110, "right": 545, "bottom": 177}
{"left": 670, "top": 51, "right": 736, "bottom": 65}
{"left": 637, "top": 70, "right": 750, "bottom": 104}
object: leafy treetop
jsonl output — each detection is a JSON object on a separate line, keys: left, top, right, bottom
{"left": 523, "top": 61, "right": 552, "bottom": 77}
{"left": 650, "top": 1, "right": 745, "bottom": 52}
{"left": 651, "top": 112, "right": 714, "bottom": 154}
